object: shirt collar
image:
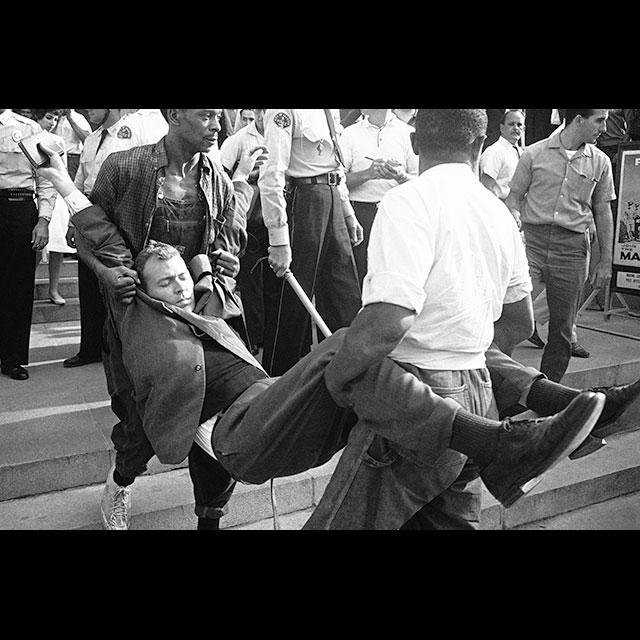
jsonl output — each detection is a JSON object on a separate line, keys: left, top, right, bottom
{"left": 0, "top": 109, "right": 15, "bottom": 125}
{"left": 548, "top": 130, "right": 592, "bottom": 157}
{"left": 497, "top": 134, "right": 520, "bottom": 150}
{"left": 245, "top": 121, "right": 262, "bottom": 139}
{"left": 362, "top": 112, "right": 397, "bottom": 130}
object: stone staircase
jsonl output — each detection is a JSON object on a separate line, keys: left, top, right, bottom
{"left": 32, "top": 257, "right": 80, "bottom": 324}
{"left": 2, "top": 276, "right": 640, "bottom": 530}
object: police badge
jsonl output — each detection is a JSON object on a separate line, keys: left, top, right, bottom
{"left": 117, "top": 125, "right": 132, "bottom": 139}
{"left": 273, "top": 112, "right": 291, "bottom": 128}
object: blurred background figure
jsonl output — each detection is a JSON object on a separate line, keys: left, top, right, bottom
{"left": 53, "top": 109, "right": 92, "bottom": 180}
{"left": 13, "top": 109, "right": 34, "bottom": 120}
{"left": 33, "top": 109, "right": 76, "bottom": 305}
{"left": 393, "top": 109, "right": 416, "bottom": 127}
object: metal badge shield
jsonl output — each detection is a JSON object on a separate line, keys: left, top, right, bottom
{"left": 117, "top": 125, "right": 132, "bottom": 139}
{"left": 273, "top": 112, "right": 291, "bottom": 129}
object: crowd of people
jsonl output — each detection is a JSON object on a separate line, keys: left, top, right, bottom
{"left": 2, "top": 107, "right": 640, "bottom": 531}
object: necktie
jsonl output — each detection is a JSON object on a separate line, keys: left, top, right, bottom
{"left": 96, "top": 128, "right": 109, "bottom": 155}
{"left": 513, "top": 145, "right": 521, "bottom": 158}
{"left": 323, "top": 108, "right": 345, "bottom": 168}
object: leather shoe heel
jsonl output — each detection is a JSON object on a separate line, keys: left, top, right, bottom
{"left": 1, "top": 365, "right": 29, "bottom": 380}
{"left": 480, "top": 391, "right": 605, "bottom": 508}
{"left": 63, "top": 354, "right": 102, "bottom": 368}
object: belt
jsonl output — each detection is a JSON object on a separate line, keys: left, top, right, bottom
{"left": 292, "top": 171, "right": 342, "bottom": 186}
{"left": 0, "top": 188, "right": 35, "bottom": 202}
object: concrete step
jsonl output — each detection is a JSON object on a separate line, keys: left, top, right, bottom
{"left": 3, "top": 428, "right": 640, "bottom": 530}
{"left": 514, "top": 489, "right": 640, "bottom": 530}
{"left": 0, "top": 458, "right": 338, "bottom": 530}
{"left": 34, "top": 277, "right": 79, "bottom": 301}
{"left": 36, "top": 259, "right": 78, "bottom": 280}
{"left": 31, "top": 298, "right": 80, "bottom": 324}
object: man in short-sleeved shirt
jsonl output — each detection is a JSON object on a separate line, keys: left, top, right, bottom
{"left": 506, "top": 108, "right": 616, "bottom": 382}
{"left": 480, "top": 109, "right": 525, "bottom": 202}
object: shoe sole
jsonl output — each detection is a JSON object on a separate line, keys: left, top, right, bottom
{"left": 568, "top": 434, "right": 607, "bottom": 460}
{"left": 591, "top": 385, "right": 640, "bottom": 441}
{"left": 499, "top": 394, "right": 606, "bottom": 508}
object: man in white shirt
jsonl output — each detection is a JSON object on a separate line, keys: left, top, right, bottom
{"left": 53, "top": 109, "right": 92, "bottom": 180}
{"left": 479, "top": 108, "right": 525, "bottom": 205}
{"left": 341, "top": 108, "right": 418, "bottom": 285}
{"left": 304, "top": 109, "right": 606, "bottom": 530}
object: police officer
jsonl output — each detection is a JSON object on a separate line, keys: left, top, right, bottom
{"left": 258, "top": 108, "right": 363, "bottom": 375}
{"left": 0, "top": 109, "right": 57, "bottom": 380}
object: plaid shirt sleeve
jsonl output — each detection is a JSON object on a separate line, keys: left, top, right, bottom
{"left": 209, "top": 168, "right": 249, "bottom": 259}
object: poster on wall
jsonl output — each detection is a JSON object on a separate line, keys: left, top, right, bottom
{"left": 611, "top": 143, "right": 640, "bottom": 295}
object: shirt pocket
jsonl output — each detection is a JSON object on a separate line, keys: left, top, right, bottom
{"left": 0, "top": 128, "right": 23, "bottom": 153}
{"left": 568, "top": 165, "right": 598, "bottom": 205}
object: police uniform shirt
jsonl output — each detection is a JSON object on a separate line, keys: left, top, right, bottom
{"left": 0, "top": 109, "right": 57, "bottom": 219}
{"left": 119, "top": 109, "right": 169, "bottom": 148}
{"left": 258, "top": 108, "right": 355, "bottom": 247}
{"left": 74, "top": 116, "right": 151, "bottom": 196}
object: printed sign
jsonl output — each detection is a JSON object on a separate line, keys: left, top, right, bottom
{"left": 611, "top": 144, "right": 640, "bottom": 295}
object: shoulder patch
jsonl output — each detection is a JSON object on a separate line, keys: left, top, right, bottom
{"left": 117, "top": 125, "right": 132, "bottom": 139}
{"left": 273, "top": 112, "right": 291, "bottom": 129}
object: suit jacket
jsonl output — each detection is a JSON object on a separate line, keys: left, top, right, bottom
{"left": 120, "top": 255, "right": 265, "bottom": 464}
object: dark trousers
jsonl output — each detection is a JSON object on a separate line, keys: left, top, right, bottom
{"left": 351, "top": 200, "right": 379, "bottom": 288}
{"left": 523, "top": 223, "right": 589, "bottom": 382}
{"left": 261, "top": 183, "right": 362, "bottom": 376}
{"left": 77, "top": 256, "right": 107, "bottom": 360}
{"left": 188, "top": 443, "right": 237, "bottom": 520}
{"left": 0, "top": 196, "right": 38, "bottom": 368}
{"left": 236, "top": 221, "right": 280, "bottom": 351}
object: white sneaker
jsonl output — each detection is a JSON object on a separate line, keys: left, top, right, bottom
{"left": 100, "top": 465, "right": 132, "bottom": 530}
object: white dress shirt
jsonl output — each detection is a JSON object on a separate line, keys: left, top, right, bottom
{"left": 479, "top": 135, "right": 522, "bottom": 200}
{"left": 341, "top": 113, "right": 418, "bottom": 203}
{"left": 363, "top": 163, "right": 532, "bottom": 371}
{"left": 53, "top": 110, "right": 92, "bottom": 155}
{"left": 219, "top": 121, "right": 264, "bottom": 172}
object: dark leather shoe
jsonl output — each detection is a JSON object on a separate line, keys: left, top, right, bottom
{"left": 570, "top": 377, "right": 640, "bottom": 459}
{"left": 480, "top": 391, "right": 605, "bottom": 508}
{"left": 1, "top": 365, "right": 29, "bottom": 380}
{"left": 571, "top": 343, "right": 590, "bottom": 358}
{"left": 63, "top": 354, "right": 102, "bottom": 368}
{"left": 527, "top": 328, "right": 545, "bottom": 349}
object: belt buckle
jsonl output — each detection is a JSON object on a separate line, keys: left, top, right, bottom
{"left": 327, "top": 172, "right": 339, "bottom": 186}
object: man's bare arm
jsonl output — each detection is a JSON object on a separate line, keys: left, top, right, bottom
{"left": 493, "top": 295, "right": 534, "bottom": 357}
{"left": 324, "top": 302, "right": 417, "bottom": 406}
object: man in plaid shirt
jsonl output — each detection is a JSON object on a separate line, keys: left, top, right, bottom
{"left": 42, "top": 109, "right": 267, "bottom": 530}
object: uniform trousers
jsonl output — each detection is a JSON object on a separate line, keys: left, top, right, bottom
{"left": 77, "top": 256, "right": 107, "bottom": 361}
{"left": 261, "top": 182, "right": 362, "bottom": 376}
{"left": 523, "top": 223, "right": 590, "bottom": 382}
{"left": 0, "top": 196, "right": 38, "bottom": 368}
{"left": 350, "top": 200, "right": 379, "bottom": 289}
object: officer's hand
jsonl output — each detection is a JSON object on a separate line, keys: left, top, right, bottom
{"left": 590, "top": 260, "right": 612, "bottom": 290}
{"left": 345, "top": 215, "right": 363, "bottom": 246}
{"left": 268, "top": 245, "right": 292, "bottom": 278}
{"left": 211, "top": 248, "right": 240, "bottom": 278}
{"left": 100, "top": 266, "right": 140, "bottom": 305}
{"left": 35, "top": 141, "right": 76, "bottom": 196}
{"left": 31, "top": 218, "right": 49, "bottom": 251}
{"left": 234, "top": 145, "right": 269, "bottom": 181}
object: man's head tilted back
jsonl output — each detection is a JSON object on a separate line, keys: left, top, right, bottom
{"left": 411, "top": 109, "right": 488, "bottom": 167}
{"left": 134, "top": 241, "right": 195, "bottom": 311}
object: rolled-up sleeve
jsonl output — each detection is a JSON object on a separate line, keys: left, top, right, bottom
{"left": 592, "top": 155, "right": 616, "bottom": 204}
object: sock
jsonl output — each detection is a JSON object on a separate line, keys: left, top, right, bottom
{"left": 197, "top": 517, "right": 220, "bottom": 531}
{"left": 449, "top": 408, "right": 502, "bottom": 467}
{"left": 526, "top": 378, "right": 580, "bottom": 417}
{"left": 113, "top": 469, "right": 136, "bottom": 487}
